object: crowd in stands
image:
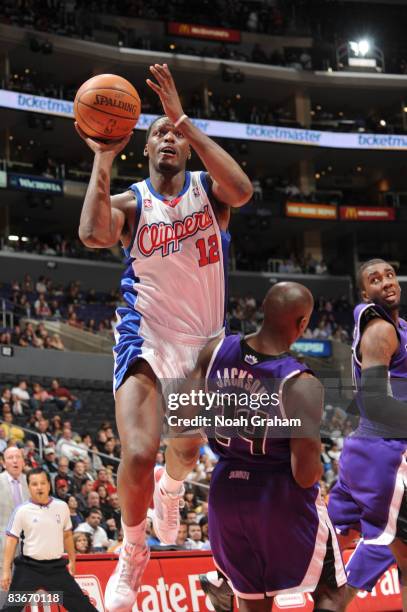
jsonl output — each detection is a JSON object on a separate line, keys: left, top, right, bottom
{"left": 1, "top": 234, "right": 121, "bottom": 263}
{"left": 0, "top": 370, "right": 352, "bottom": 553}
{"left": 228, "top": 293, "right": 353, "bottom": 342}
{"left": 6, "top": 66, "right": 407, "bottom": 137}
{"left": 3, "top": 0, "right": 407, "bottom": 78}
{"left": 0, "top": 270, "right": 354, "bottom": 350}
{"left": 0, "top": 377, "right": 213, "bottom": 552}
{"left": 0, "top": 0, "right": 294, "bottom": 39}
{"left": 0, "top": 275, "right": 120, "bottom": 350}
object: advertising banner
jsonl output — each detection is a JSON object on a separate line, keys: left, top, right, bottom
{"left": 23, "top": 550, "right": 401, "bottom": 612}
{"left": 2, "top": 89, "right": 407, "bottom": 150}
{"left": 339, "top": 206, "right": 396, "bottom": 221}
{"left": 286, "top": 202, "right": 337, "bottom": 220}
{"left": 291, "top": 339, "right": 332, "bottom": 357}
{"left": 168, "top": 22, "right": 241, "bottom": 42}
{"left": 7, "top": 173, "right": 63, "bottom": 194}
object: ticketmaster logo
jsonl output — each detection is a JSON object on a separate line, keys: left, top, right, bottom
{"left": 246, "top": 124, "right": 322, "bottom": 144}
{"left": 358, "top": 134, "right": 407, "bottom": 148}
{"left": 17, "top": 94, "right": 74, "bottom": 116}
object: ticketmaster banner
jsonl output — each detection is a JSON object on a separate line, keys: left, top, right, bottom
{"left": 3, "top": 89, "right": 407, "bottom": 150}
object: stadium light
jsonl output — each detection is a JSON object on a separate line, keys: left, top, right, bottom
{"left": 349, "top": 40, "right": 371, "bottom": 57}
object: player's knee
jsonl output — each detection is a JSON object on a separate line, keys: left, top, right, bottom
{"left": 170, "top": 439, "right": 201, "bottom": 465}
{"left": 122, "top": 442, "right": 157, "bottom": 479}
{"left": 314, "top": 583, "right": 346, "bottom": 612}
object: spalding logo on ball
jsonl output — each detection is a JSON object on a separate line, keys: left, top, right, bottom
{"left": 74, "top": 74, "right": 141, "bottom": 139}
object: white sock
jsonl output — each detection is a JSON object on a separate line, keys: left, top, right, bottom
{"left": 161, "top": 467, "right": 184, "bottom": 495}
{"left": 122, "top": 518, "right": 147, "bottom": 545}
{"left": 206, "top": 570, "right": 223, "bottom": 587}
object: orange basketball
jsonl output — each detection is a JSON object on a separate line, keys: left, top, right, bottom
{"left": 74, "top": 74, "right": 141, "bottom": 140}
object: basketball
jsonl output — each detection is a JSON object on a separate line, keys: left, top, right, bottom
{"left": 74, "top": 74, "right": 141, "bottom": 140}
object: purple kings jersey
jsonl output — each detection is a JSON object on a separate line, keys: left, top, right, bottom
{"left": 352, "top": 302, "right": 407, "bottom": 437}
{"left": 205, "top": 334, "right": 312, "bottom": 466}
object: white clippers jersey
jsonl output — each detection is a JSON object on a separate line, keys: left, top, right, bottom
{"left": 121, "top": 171, "right": 230, "bottom": 338}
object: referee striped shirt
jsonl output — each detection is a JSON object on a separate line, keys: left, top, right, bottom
{"left": 6, "top": 497, "right": 72, "bottom": 560}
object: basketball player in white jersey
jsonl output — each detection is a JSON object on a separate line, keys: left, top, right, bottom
{"left": 76, "top": 63, "right": 253, "bottom": 612}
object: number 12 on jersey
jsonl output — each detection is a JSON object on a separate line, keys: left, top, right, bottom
{"left": 196, "top": 234, "right": 220, "bottom": 267}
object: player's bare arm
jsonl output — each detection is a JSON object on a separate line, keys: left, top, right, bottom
{"left": 360, "top": 317, "right": 398, "bottom": 368}
{"left": 285, "top": 372, "right": 324, "bottom": 488}
{"left": 76, "top": 123, "right": 134, "bottom": 248}
{"left": 146, "top": 63, "right": 253, "bottom": 208}
{"left": 360, "top": 318, "right": 407, "bottom": 432}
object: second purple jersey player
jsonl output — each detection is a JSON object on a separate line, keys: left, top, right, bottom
{"left": 329, "top": 258, "right": 407, "bottom": 610}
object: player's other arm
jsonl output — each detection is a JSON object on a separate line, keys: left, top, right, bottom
{"left": 76, "top": 124, "right": 134, "bottom": 248}
{"left": 147, "top": 64, "right": 253, "bottom": 207}
{"left": 1, "top": 534, "right": 18, "bottom": 591}
{"left": 285, "top": 372, "right": 324, "bottom": 488}
{"left": 360, "top": 318, "right": 407, "bottom": 432}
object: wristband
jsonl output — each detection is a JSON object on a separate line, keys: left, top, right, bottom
{"left": 174, "top": 114, "right": 188, "bottom": 128}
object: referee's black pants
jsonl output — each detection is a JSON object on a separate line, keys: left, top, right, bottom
{"left": 1, "top": 555, "right": 97, "bottom": 611}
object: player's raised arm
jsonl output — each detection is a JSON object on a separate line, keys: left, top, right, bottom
{"left": 76, "top": 124, "right": 134, "bottom": 248}
{"left": 147, "top": 63, "right": 253, "bottom": 207}
{"left": 286, "top": 372, "right": 324, "bottom": 488}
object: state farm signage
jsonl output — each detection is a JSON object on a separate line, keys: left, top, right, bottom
{"left": 25, "top": 549, "right": 401, "bottom": 612}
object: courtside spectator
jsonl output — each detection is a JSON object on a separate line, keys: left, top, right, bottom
{"left": 176, "top": 521, "right": 189, "bottom": 548}
{"left": 72, "top": 459, "right": 88, "bottom": 494}
{"left": 104, "top": 493, "right": 121, "bottom": 529}
{"left": 49, "top": 379, "right": 81, "bottom": 411}
{"left": 68, "top": 495, "right": 84, "bottom": 530}
{"left": 34, "top": 294, "right": 51, "bottom": 317}
{"left": 51, "top": 456, "right": 74, "bottom": 492}
{"left": 54, "top": 476, "right": 70, "bottom": 501}
{"left": 0, "top": 427, "right": 7, "bottom": 453}
{"left": 74, "top": 508, "right": 109, "bottom": 552}
{"left": 76, "top": 479, "right": 94, "bottom": 515}
{"left": 92, "top": 467, "right": 116, "bottom": 496}
{"left": 43, "top": 447, "right": 59, "bottom": 473}
{"left": 56, "top": 426, "right": 87, "bottom": 461}
{"left": 2, "top": 413, "right": 24, "bottom": 443}
{"left": 73, "top": 532, "right": 92, "bottom": 554}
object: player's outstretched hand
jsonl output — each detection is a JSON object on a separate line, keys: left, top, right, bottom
{"left": 146, "top": 63, "right": 184, "bottom": 125}
{"left": 74, "top": 122, "right": 132, "bottom": 157}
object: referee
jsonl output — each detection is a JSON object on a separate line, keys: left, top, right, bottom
{"left": 0, "top": 467, "right": 97, "bottom": 611}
